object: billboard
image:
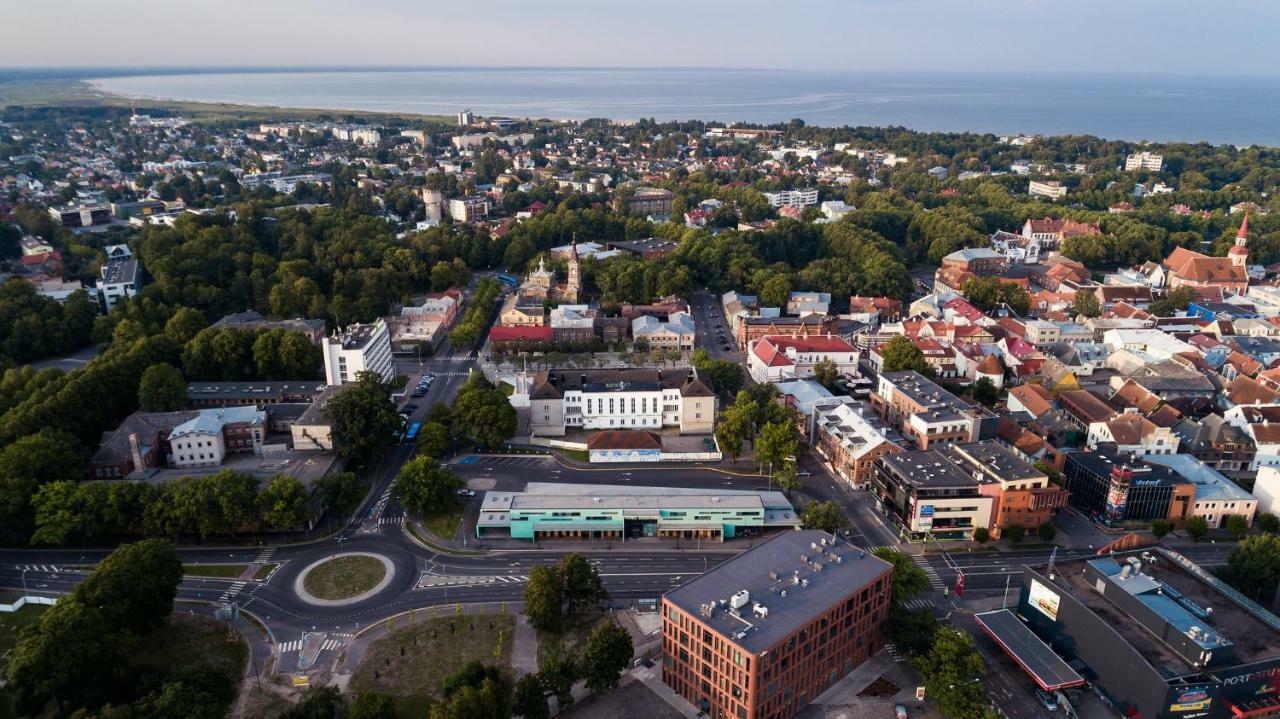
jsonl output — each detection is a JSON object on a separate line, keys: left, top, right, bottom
{"left": 1027, "top": 578, "right": 1061, "bottom": 621}
{"left": 919, "top": 505, "right": 935, "bottom": 517}
{"left": 1166, "top": 685, "right": 1215, "bottom": 717}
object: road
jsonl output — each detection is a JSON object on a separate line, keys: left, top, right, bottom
{"left": 691, "top": 289, "right": 746, "bottom": 362}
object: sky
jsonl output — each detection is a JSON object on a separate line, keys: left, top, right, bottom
{"left": 1, "top": 0, "right": 1276, "bottom": 76}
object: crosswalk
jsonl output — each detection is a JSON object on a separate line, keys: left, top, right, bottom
{"left": 431, "top": 353, "right": 476, "bottom": 362}
{"left": 15, "top": 564, "right": 61, "bottom": 573}
{"left": 912, "top": 555, "right": 947, "bottom": 591}
{"left": 278, "top": 633, "right": 355, "bottom": 656}
{"left": 379, "top": 515, "right": 405, "bottom": 525}
{"left": 220, "top": 581, "right": 247, "bottom": 603}
{"left": 903, "top": 597, "right": 935, "bottom": 612}
{"left": 254, "top": 546, "right": 275, "bottom": 564}
{"left": 494, "top": 575, "right": 529, "bottom": 583}
{"left": 279, "top": 639, "right": 302, "bottom": 653}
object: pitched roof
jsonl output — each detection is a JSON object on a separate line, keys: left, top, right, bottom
{"left": 585, "top": 430, "right": 662, "bottom": 451}
{"left": 1225, "top": 375, "right": 1280, "bottom": 406}
{"left": 1007, "top": 383, "right": 1053, "bottom": 417}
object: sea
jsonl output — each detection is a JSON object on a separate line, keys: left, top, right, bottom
{"left": 88, "top": 68, "right": 1280, "bottom": 147}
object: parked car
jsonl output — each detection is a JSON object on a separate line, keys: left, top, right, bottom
{"left": 1036, "top": 690, "right": 1059, "bottom": 712}
{"left": 403, "top": 403, "right": 419, "bottom": 412}
{"left": 456, "top": 489, "right": 476, "bottom": 498}
{"left": 411, "top": 390, "right": 425, "bottom": 398}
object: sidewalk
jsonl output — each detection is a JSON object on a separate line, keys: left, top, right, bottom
{"left": 512, "top": 616, "right": 538, "bottom": 678}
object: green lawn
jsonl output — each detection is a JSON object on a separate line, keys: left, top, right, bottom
{"left": 537, "top": 611, "right": 604, "bottom": 668}
{"left": 252, "top": 563, "right": 277, "bottom": 580}
{"left": 350, "top": 613, "right": 515, "bottom": 718}
{"left": 183, "top": 564, "right": 248, "bottom": 578}
{"left": 562, "top": 449, "right": 588, "bottom": 462}
{"left": 303, "top": 555, "right": 387, "bottom": 600}
{"left": 424, "top": 506, "right": 465, "bottom": 540}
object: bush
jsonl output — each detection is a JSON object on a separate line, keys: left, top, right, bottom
{"left": 1151, "top": 519, "right": 1173, "bottom": 538}
{"left": 1186, "top": 516, "right": 1209, "bottom": 541}
{"left": 972, "top": 527, "right": 990, "bottom": 544}
{"left": 1037, "top": 523, "right": 1057, "bottom": 542}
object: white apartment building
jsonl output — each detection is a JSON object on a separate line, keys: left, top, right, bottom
{"left": 528, "top": 369, "right": 716, "bottom": 436}
{"left": 1125, "top": 152, "right": 1164, "bottom": 172}
{"left": 631, "top": 312, "right": 696, "bottom": 351}
{"left": 1028, "top": 180, "right": 1068, "bottom": 200}
{"left": 322, "top": 318, "right": 395, "bottom": 386}
{"left": 762, "top": 189, "right": 819, "bottom": 208}
{"left": 447, "top": 196, "right": 491, "bottom": 222}
{"left": 96, "top": 258, "right": 141, "bottom": 312}
{"left": 748, "top": 335, "right": 859, "bottom": 384}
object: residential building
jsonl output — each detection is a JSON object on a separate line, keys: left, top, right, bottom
{"left": 321, "top": 318, "right": 395, "bottom": 386}
{"left": 735, "top": 314, "right": 838, "bottom": 350}
{"left": 870, "top": 371, "right": 995, "bottom": 449}
{"left": 949, "top": 441, "right": 1069, "bottom": 538}
{"left": 1028, "top": 180, "right": 1068, "bottom": 200}
{"left": 786, "top": 292, "right": 831, "bottom": 317}
{"left": 389, "top": 290, "right": 460, "bottom": 350}
{"left": 446, "top": 195, "right": 491, "bottom": 222}
{"left": 549, "top": 304, "right": 596, "bottom": 344}
{"left": 167, "top": 406, "right": 267, "bottom": 468}
{"left": 662, "top": 531, "right": 892, "bottom": 719}
{"left": 762, "top": 188, "right": 819, "bottom": 208}
{"left": 1124, "top": 151, "right": 1164, "bottom": 171}
{"left": 813, "top": 403, "right": 901, "bottom": 489}
{"left": 1086, "top": 414, "right": 1179, "bottom": 456}
{"left": 632, "top": 311, "right": 696, "bottom": 351}
{"left": 616, "top": 187, "right": 675, "bottom": 216}
{"left": 1061, "top": 451, "right": 1194, "bottom": 527}
{"left": 211, "top": 310, "right": 327, "bottom": 344}
{"left": 748, "top": 335, "right": 858, "bottom": 384}
{"left": 871, "top": 449, "right": 994, "bottom": 540}
{"left": 528, "top": 368, "right": 716, "bottom": 436}
{"left": 940, "top": 247, "right": 1006, "bottom": 276}
{"left": 96, "top": 257, "right": 141, "bottom": 312}
{"left": 476, "top": 484, "right": 801, "bottom": 541}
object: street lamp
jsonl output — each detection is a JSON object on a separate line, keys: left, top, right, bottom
{"left": 21, "top": 568, "right": 28, "bottom": 595}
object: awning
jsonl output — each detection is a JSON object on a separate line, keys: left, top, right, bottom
{"left": 975, "top": 610, "right": 1085, "bottom": 691}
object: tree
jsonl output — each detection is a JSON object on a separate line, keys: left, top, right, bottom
{"left": 889, "top": 606, "right": 939, "bottom": 657}
{"left": 1072, "top": 289, "right": 1101, "bottom": 319}
{"left": 1225, "top": 514, "right": 1250, "bottom": 540}
{"left": 429, "top": 678, "right": 511, "bottom": 719}
{"left": 1224, "top": 534, "right": 1280, "bottom": 602}
{"left": 324, "top": 371, "right": 400, "bottom": 465}
{"left": 513, "top": 674, "right": 550, "bottom": 719}
{"left": 138, "top": 363, "right": 188, "bottom": 411}
{"left": 560, "top": 553, "right": 608, "bottom": 612}
{"left": 525, "top": 564, "right": 563, "bottom": 631}
{"left": 393, "top": 456, "right": 462, "bottom": 517}
{"left": 1186, "top": 515, "right": 1209, "bottom": 541}
{"left": 913, "top": 628, "right": 990, "bottom": 719}
{"left": 872, "top": 548, "right": 929, "bottom": 607}
{"left": 538, "top": 650, "right": 579, "bottom": 709}
{"left": 452, "top": 375, "right": 518, "bottom": 450}
{"left": 973, "top": 527, "right": 990, "bottom": 543}
{"left": 280, "top": 686, "right": 346, "bottom": 719}
{"left": 314, "top": 471, "right": 365, "bottom": 520}
{"left": 7, "top": 599, "right": 125, "bottom": 715}
{"left": 1003, "top": 525, "right": 1026, "bottom": 544}
{"left": 800, "top": 500, "right": 847, "bottom": 533}
{"left": 880, "top": 336, "right": 932, "bottom": 375}
{"left": 1151, "top": 518, "right": 1173, "bottom": 538}
{"left": 970, "top": 377, "right": 998, "bottom": 407}
{"left": 772, "top": 461, "right": 801, "bottom": 497}
{"left": 812, "top": 357, "right": 839, "bottom": 391}
{"left": 74, "top": 539, "right": 183, "bottom": 635}
{"left": 259, "top": 475, "right": 310, "bottom": 529}
{"left": 349, "top": 693, "right": 398, "bottom": 719}
{"left": 164, "top": 307, "right": 208, "bottom": 344}
{"left": 417, "top": 421, "right": 451, "bottom": 459}
{"left": 1258, "top": 513, "right": 1279, "bottom": 535}
{"left": 756, "top": 419, "right": 800, "bottom": 471}
{"left": 700, "top": 359, "right": 744, "bottom": 397}
{"left": 581, "top": 620, "right": 634, "bottom": 693}
{"left": 1037, "top": 522, "right": 1057, "bottom": 542}
{"left": 1149, "top": 285, "right": 1197, "bottom": 317}
{"left": 759, "top": 275, "right": 792, "bottom": 308}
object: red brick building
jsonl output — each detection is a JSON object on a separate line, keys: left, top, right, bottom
{"left": 662, "top": 531, "right": 892, "bottom": 719}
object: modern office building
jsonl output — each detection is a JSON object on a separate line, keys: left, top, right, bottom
{"left": 1008, "top": 549, "right": 1280, "bottom": 719}
{"left": 528, "top": 368, "right": 716, "bottom": 436}
{"left": 661, "top": 530, "right": 893, "bottom": 719}
{"left": 321, "top": 318, "right": 395, "bottom": 386}
{"left": 1061, "top": 450, "right": 1194, "bottom": 527}
{"left": 871, "top": 449, "right": 994, "bottom": 540}
{"left": 475, "top": 484, "right": 801, "bottom": 541}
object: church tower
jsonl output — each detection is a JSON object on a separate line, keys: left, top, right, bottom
{"left": 564, "top": 239, "right": 582, "bottom": 302}
{"left": 1229, "top": 210, "right": 1250, "bottom": 268}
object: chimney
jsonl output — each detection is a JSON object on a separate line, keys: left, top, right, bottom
{"left": 128, "top": 432, "right": 144, "bottom": 471}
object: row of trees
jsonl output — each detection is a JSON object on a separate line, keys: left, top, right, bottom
{"left": 181, "top": 326, "right": 322, "bottom": 381}
{"left": 514, "top": 620, "right": 634, "bottom": 719}
{"left": 524, "top": 553, "right": 609, "bottom": 632}
{"left": 29, "top": 469, "right": 322, "bottom": 545}
{"left": 0, "top": 280, "right": 98, "bottom": 366}
{"left": 448, "top": 279, "right": 500, "bottom": 350}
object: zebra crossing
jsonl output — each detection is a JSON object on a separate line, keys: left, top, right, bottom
{"left": 379, "top": 514, "right": 405, "bottom": 525}
{"left": 278, "top": 633, "right": 355, "bottom": 656}
{"left": 911, "top": 555, "right": 947, "bottom": 591}
{"left": 219, "top": 581, "right": 248, "bottom": 603}
{"left": 14, "top": 564, "right": 61, "bottom": 573}
{"left": 903, "top": 597, "right": 935, "bottom": 612}
{"left": 254, "top": 546, "right": 275, "bottom": 564}
{"left": 493, "top": 575, "right": 529, "bottom": 583}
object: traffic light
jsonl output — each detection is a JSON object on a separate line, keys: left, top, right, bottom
{"left": 955, "top": 572, "right": 965, "bottom": 597}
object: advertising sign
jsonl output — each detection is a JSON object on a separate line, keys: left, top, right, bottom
{"left": 1167, "top": 686, "right": 1214, "bottom": 716}
{"left": 920, "top": 505, "right": 935, "bottom": 517}
{"left": 1028, "top": 578, "right": 1061, "bottom": 621}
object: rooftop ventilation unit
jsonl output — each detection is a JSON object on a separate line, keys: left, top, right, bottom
{"left": 730, "top": 590, "right": 751, "bottom": 610}
{"left": 753, "top": 603, "right": 769, "bottom": 618}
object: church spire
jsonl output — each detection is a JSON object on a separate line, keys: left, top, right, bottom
{"left": 1229, "top": 210, "right": 1249, "bottom": 267}
{"left": 1237, "top": 210, "right": 1250, "bottom": 244}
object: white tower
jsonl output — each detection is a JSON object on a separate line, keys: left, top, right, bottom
{"left": 421, "top": 189, "right": 443, "bottom": 222}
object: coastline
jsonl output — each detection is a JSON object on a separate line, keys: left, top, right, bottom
{"left": 0, "top": 77, "right": 455, "bottom": 124}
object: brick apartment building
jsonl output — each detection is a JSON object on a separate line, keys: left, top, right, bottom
{"left": 870, "top": 371, "right": 995, "bottom": 449}
{"left": 735, "top": 314, "right": 839, "bottom": 350}
{"left": 949, "top": 441, "right": 1070, "bottom": 538}
{"left": 662, "top": 531, "right": 893, "bottom": 719}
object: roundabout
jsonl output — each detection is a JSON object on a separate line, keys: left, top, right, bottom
{"left": 294, "top": 552, "right": 396, "bottom": 606}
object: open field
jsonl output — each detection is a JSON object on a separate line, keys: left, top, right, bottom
{"left": 350, "top": 613, "right": 515, "bottom": 718}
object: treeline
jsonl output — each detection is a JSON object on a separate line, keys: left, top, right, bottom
{"left": 181, "top": 326, "right": 322, "bottom": 381}
{"left": 447, "top": 278, "right": 500, "bottom": 349}
{"left": 29, "top": 469, "right": 354, "bottom": 546}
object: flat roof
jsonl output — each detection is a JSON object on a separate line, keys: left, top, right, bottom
{"left": 975, "top": 610, "right": 1085, "bottom": 691}
{"left": 879, "top": 450, "right": 977, "bottom": 488}
{"left": 664, "top": 531, "right": 891, "bottom": 654}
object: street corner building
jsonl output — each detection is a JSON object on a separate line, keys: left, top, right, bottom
{"left": 661, "top": 531, "right": 893, "bottom": 719}
{"left": 1003, "top": 548, "right": 1280, "bottom": 719}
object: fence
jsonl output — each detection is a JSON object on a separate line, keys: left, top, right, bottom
{"left": 528, "top": 436, "right": 588, "bottom": 451}
{"left": 0, "top": 595, "right": 57, "bottom": 612}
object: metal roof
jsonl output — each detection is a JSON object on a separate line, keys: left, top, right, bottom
{"left": 975, "top": 610, "right": 1085, "bottom": 691}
